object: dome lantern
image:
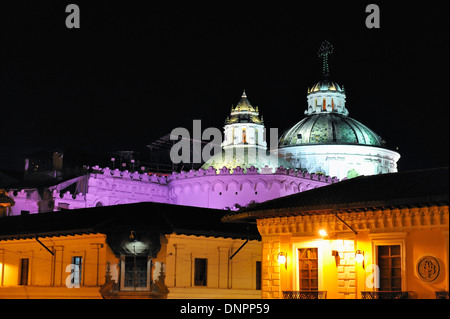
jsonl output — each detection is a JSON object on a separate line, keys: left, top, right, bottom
{"left": 306, "top": 41, "right": 348, "bottom": 116}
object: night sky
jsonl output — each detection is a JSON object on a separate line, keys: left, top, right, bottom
{"left": 0, "top": 2, "right": 448, "bottom": 173}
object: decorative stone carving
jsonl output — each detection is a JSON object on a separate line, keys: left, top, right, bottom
{"left": 256, "top": 206, "right": 450, "bottom": 236}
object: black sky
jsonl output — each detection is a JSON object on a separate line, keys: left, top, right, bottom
{"left": 0, "top": 1, "right": 448, "bottom": 173}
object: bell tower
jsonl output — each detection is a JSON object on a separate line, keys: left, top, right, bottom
{"left": 222, "top": 91, "right": 267, "bottom": 150}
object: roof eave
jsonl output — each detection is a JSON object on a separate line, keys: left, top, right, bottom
{"left": 222, "top": 194, "right": 449, "bottom": 223}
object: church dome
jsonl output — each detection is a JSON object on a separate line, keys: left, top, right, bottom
{"left": 280, "top": 41, "right": 383, "bottom": 148}
{"left": 279, "top": 113, "right": 382, "bottom": 147}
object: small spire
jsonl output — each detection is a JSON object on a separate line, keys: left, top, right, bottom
{"left": 242, "top": 90, "right": 247, "bottom": 98}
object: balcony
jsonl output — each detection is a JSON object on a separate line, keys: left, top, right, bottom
{"left": 361, "top": 291, "right": 413, "bottom": 299}
{"left": 283, "top": 291, "right": 327, "bottom": 299}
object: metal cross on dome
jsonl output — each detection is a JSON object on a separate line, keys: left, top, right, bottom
{"left": 318, "top": 40, "right": 334, "bottom": 77}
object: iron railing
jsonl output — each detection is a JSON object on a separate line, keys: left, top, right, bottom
{"left": 283, "top": 291, "right": 327, "bottom": 299}
{"left": 435, "top": 291, "right": 449, "bottom": 299}
{"left": 361, "top": 291, "right": 413, "bottom": 299}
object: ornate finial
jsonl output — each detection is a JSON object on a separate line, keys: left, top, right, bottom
{"left": 242, "top": 90, "right": 247, "bottom": 98}
{"left": 318, "top": 40, "right": 334, "bottom": 77}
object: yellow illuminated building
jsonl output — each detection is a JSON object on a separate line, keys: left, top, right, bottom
{"left": 0, "top": 202, "right": 261, "bottom": 299}
{"left": 224, "top": 167, "right": 449, "bottom": 299}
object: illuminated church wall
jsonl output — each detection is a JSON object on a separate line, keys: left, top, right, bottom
{"left": 7, "top": 90, "right": 339, "bottom": 215}
{"left": 168, "top": 166, "right": 335, "bottom": 210}
{"left": 7, "top": 165, "right": 335, "bottom": 215}
{"left": 278, "top": 144, "right": 400, "bottom": 180}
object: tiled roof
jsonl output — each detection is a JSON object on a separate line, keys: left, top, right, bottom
{"left": 0, "top": 202, "right": 260, "bottom": 241}
{"left": 223, "top": 167, "right": 449, "bottom": 222}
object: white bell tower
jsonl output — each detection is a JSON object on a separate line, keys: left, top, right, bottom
{"left": 222, "top": 91, "right": 267, "bottom": 151}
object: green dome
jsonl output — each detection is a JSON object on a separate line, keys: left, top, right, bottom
{"left": 279, "top": 113, "right": 382, "bottom": 147}
{"left": 201, "top": 148, "right": 295, "bottom": 172}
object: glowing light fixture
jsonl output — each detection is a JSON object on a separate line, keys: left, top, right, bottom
{"left": 319, "top": 229, "right": 328, "bottom": 237}
{"left": 277, "top": 252, "right": 287, "bottom": 269}
{"left": 355, "top": 250, "right": 364, "bottom": 262}
{"left": 355, "top": 250, "right": 365, "bottom": 269}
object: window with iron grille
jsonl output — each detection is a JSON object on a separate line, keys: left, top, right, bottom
{"left": 298, "top": 248, "right": 318, "bottom": 291}
{"left": 124, "top": 256, "right": 148, "bottom": 288}
{"left": 378, "top": 245, "right": 402, "bottom": 291}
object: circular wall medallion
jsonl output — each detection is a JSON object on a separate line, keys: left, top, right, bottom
{"left": 417, "top": 256, "right": 440, "bottom": 282}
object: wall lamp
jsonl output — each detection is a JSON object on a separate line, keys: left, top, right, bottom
{"left": 355, "top": 250, "right": 365, "bottom": 269}
{"left": 277, "top": 252, "right": 287, "bottom": 270}
{"left": 319, "top": 229, "right": 328, "bottom": 237}
{"left": 319, "top": 229, "right": 337, "bottom": 239}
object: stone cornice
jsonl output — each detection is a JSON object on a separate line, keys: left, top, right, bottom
{"left": 257, "top": 205, "right": 449, "bottom": 236}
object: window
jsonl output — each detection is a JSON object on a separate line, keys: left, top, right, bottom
{"left": 71, "top": 256, "right": 82, "bottom": 286}
{"left": 378, "top": 245, "right": 402, "bottom": 291}
{"left": 256, "top": 261, "right": 261, "bottom": 290}
{"left": 19, "top": 258, "right": 29, "bottom": 285}
{"left": 242, "top": 129, "right": 247, "bottom": 144}
{"left": 124, "top": 256, "right": 148, "bottom": 288}
{"left": 298, "top": 248, "right": 318, "bottom": 291}
{"left": 194, "top": 258, "right": 207, "bottom": 286}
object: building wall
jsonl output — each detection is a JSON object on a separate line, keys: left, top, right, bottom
{"left": 0, "top": 234, "right": 110, "bottom": 298}
{"left": 168, "top": 167, "right": 334, "bottom": 210}
{"left": 7, "top": 166, "right": 336, "bottom": 215}
{"left": 0, "top": 232, "right": 262, "bottom": 299}
{"left": 164, "top": 234, "right": 261, "bottom": 299}
{"left": 257, "top": 205, "right": 449, "bottom": 299}
{"left": 279, "top": 144, "right": 400, "bottom": 180}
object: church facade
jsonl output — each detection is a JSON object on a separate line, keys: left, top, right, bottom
{"left": 7, "top": 92, "right": 337, "bottom": 216}
{"left": 5, "top": 42, "right": 400, "bottom": 215}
